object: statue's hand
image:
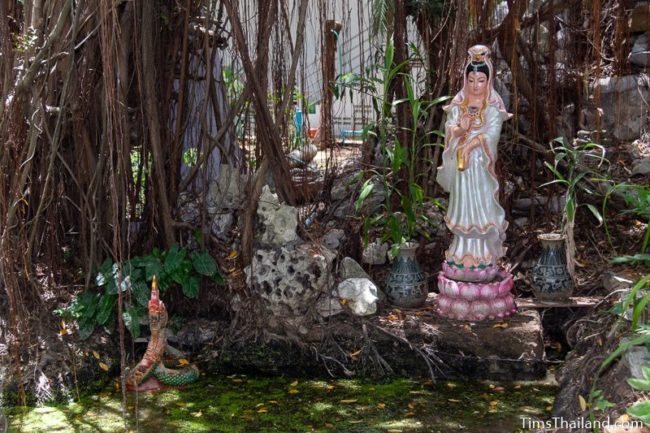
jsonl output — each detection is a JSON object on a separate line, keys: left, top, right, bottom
{"left": 460, "top": 138, "right": 480, "bottom": 164}
{"left": 459, "top": 115, "right": 471, "bottom": 132}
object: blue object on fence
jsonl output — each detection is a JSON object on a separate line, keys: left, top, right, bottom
{"left": 294, "top": 105, "right": 303, "bottom": 145}
{"left": 341, "top": 129, "right": 364, "bottom": 145}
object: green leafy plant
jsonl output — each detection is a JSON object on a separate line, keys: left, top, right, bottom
{"left": 542, "top": 137, "right": 606, "bottom": 226}
{"left": 603, "top": 183, "right": 650, "bottom": 255}
{"left": 344, "top": 37, "right": 448, "bottom": 254}
{"left": 55, "top": 245, "right": 224, "bottom": 339}
{"left": 627, "top": 366, "right": 650, "bottom": 425}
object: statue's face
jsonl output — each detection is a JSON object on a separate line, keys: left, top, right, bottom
{"left": 466, "top": 71, "right": 488, "bottom": 98}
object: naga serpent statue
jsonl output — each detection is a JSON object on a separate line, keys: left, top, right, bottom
{"left": 126, "top": 276, "right": 199, "bottom": 391}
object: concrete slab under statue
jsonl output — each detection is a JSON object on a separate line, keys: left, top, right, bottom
{"left": 435, "top": 44, "right": 516, "bottom": 321}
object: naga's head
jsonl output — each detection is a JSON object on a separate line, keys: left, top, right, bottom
{"left": 148, "top": 275, "right": 168, "bottom": 331}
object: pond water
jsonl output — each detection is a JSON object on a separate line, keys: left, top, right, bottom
{"left": 6, "top": 374, "right": 556, "bottom": 432}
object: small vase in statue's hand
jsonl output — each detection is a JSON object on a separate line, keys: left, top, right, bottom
{"left": 456, "top": 147, "right": 466, "bottom": 171}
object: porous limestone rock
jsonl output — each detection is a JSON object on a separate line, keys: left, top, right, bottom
{"left": 207, "top": 164, "right": 246, "bottom": 210}
{"left": 362, "top": 240, "right": 388, "bottom": 265}
{"left": 315, "top": 294, "right": 344, "bottom": 318}
{"left": 337, "top": 278, "right": 379, "bottom": 316}
{"left": 177, "top": 193, "right": 200, "bottom": 224}
{"left": 246, "top": 243, "right": 335, "bottom": 316}
{"left": 211, "top": 213, "right": 234, "bottom": 240}
{"left": 589, "top": 76, "right": 650, "bottom": 141}
{"left": 322, "top": 228, "right": 345, "bottom": 250}
{"left": 257, "top": 185, "right": 300, "bottom": 246}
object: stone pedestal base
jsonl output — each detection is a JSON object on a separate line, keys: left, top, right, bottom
{"left": 436, "top": 266, "right": 517, "bottom": 321}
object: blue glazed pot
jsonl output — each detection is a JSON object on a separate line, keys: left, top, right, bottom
{"left": 385, "top": 242, "right": 428, "bottom": 308}
{"left": 532, "top": 233, "right": 573, "bottom": 301}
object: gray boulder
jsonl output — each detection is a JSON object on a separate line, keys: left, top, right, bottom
{"left": 337, "top": 278, "right": 379, "bottom": 316}
{"left": 257, "top": 186, "right": 300, "bottom": 246}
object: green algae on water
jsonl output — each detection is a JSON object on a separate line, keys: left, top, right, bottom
{"left": 7, "top": 375, "right": 556, "bottom": 432}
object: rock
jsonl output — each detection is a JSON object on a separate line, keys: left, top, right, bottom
{"left": 514, "top": 217, "right": 529, "bottom": 227}
{"left": 245, "top": 243, "right": 335, "bottom": 316}
{"left": 630, "top": 33, "right": 650, "bottom": 67}
{"left": 322, "top": 229, "right": 345, "bottom": 250}
{"left": 602, "top": 271, "right": 634, "bottom": 293}
{"left": 340, "top": 257, "right": 370, "bottom": 280}
{"left": 362, "top": 240, "right": 388, "bottom": 265}
{"left": 207, "top": 164, "right": 246, "bottom": 210}
{"left": 630, "top": 139, "right": 650, "bottom": 159}
{"left": 315, "top": 295, "right": 344, "bottom": 317}
{"left": 591, "top": 75, "right": 650, "bottom": 142}
{"left": 632, "top": 158, "right": 650, "bottom": 175}
{"left": 257, "top": 185, "right": 300, "bottom": 246}
{"left": 623, "top": 344, "right": 650, "bottom": 380}
{"left": 168, "top": 318, "right": 220, "bottom": 349}
{"left": 331, "top": 173, "right": 359, "bottom": 201}
{"left": 177, "top": 193, "right": 200, "bottom": 223}
{"left": 629, "top": 4, "right": 650, "bottom": 33}
{"left": 337, "top": 278, "right": 379, "bottom": 316}
{"left": 211, "top": 213, "right": 234, "bottom": 240}
{"left": 288, "top": 144, "right": 318, "bottom": 167}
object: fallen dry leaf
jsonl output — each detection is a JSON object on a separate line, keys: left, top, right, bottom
{"left": 268, "top": 400, "right": 279, "bottom": 404}
{"left": 290, "top": 380, "right": 299, "bottom": 387}
{"left": 99, "top": 362, "right": 109, "bottom": 372}
{"left": 376, "top": 403, "right": 386, "bottom": 409}
{"left": 350, "top": 349, "right": 362, "bottom": 358}
{"left": 340, "top": 399, "right": 358, "bottom": 404}
{"left": 231, "top": 378, "right": 243, "bottom": 383}
{"left": 288, "top": 389, "right": 300, "bottom": 395}
{"left": 492, "top": 322, "right": 508, "bottom": 329}
{"left": 92, "top": 351, "right": 100, "bottom": 359}
{"left": 256, "top": 403, "right": 265, "bottom": 408}
{"left": 228, "top": 250, "right": 239, "bottom": 259}
{"left": 578, "top": 395, "right": 587, "bottom": 411}
{"left": 257, "top": 408, "right": 268, "bottom": 414}
{"left": 448, "top": 398, "right": 461, "bottom": 403}
{"left": 178, "top": 358, "right": 189, "bottom": 366}
{"left": 191, "top": 411, "right": 202, "bottom": 417}
{"left": 446, "top": 382, "right": 457, "bottom": 388}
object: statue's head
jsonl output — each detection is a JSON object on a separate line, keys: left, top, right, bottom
{"left": 148, "top": 275, "right": 168, "bottom": 331}
{"left": 462, "top": 45, "right": 493, "bottom": 101}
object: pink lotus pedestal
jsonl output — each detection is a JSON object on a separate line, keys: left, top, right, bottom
{"left": 436, "top": 262, "right": 516, "bottom": 321}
